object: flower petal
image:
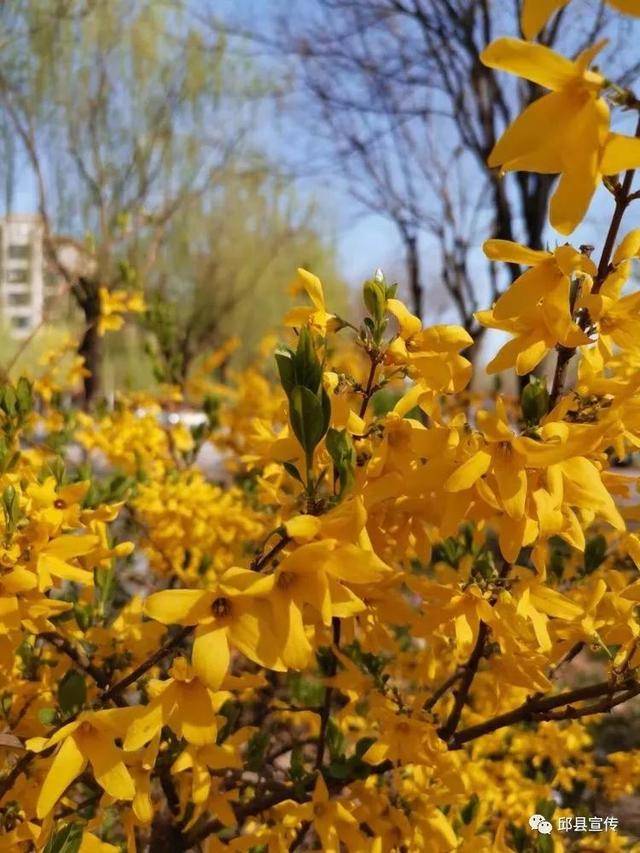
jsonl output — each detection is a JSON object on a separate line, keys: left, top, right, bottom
{"left": 36, "top": 735, "right": 88, "bottom": 819}
{"left": 601, "top": 132, "right": 640, "bottom": 175}
{"left": 483, "top": 239, "right": 551, "bottom": 267}
{"left": 521, "top": 0, "right": 570, "bottom": 40}
{"left": 445, "top": 449, "right": 492, "bottom": 492}
{"left": 144, "top": 589, "right": 212, "bottom": 625}
{"left": 175, "top": 680, "right": 218, "bottom": 745}
{"left": 481, "top": 38, "right": 577, "bottom": 91}
{"left": 81, "top": 731, "right": 135, "bottom": 801}
{"left": 192, "top": 624, "right": 230, "bottom": 690}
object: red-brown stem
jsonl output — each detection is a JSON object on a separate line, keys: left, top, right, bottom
{"left": 359, "top": 353, "right": 380, "bottom": 418}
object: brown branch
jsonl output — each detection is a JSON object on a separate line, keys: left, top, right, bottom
{"left": 358, "top": 353, "right": 380, "bottom": 419}
{"left": 315, "top": 617, "right": 341, "bottom": 770}
{"left": 180, "top": 779, "right": 315, "bottom": 850}
{"left": 99, "top": 625, "right": 194, "bottom": 704}
{"left": 423, "top": 667, "right": 463, "bottom": 712}
{"left": 251, "top": 534, "right": 291, "bottom": 572}
{"left": 434, "top": 560, "right": 511, "bottom": 737}
{"left": 438, "top": 621, "right": 489, "bottom": 741}
{"left": 180, "top": 757, "right": 395, "bottom": 850}
{"left": 289, "top": 820, "right": 312, "bottom": 852}
{"left": 548, "top": 641, "right": 584, "bottom": 680}
{"left": 451, "top": 675, "right": 640, "bottom": 747}
{"left": 594, "top": 121, "right": 640, "bottom": 290}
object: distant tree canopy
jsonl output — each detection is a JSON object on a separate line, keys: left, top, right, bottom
{"left": 0, "top": 0, "right": 346, "bottom": 398}
{"left": 142, "top": 169, "right": 346, "bottom": 388}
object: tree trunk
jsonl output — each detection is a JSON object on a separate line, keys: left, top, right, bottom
{"left": 76, "top": 277, "right": 102, "bottom": 406}
{"left": 405, "top": 233, "right": 423, "bottom": 320}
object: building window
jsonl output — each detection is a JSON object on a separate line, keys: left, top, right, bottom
{"left": 10, "top": 316, "right": 30, "bottom": 330}
{"left": 7, "top": 244, "right": 30, "bottom": 260}
{"left": 6, "top": 268, "right": 29, "bottom": 284}
{"left": 7, "top": 292, "right": 31, "bottom": 306}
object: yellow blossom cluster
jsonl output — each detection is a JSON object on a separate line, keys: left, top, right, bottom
{"left": 3, "top": 3, "right": 640, "bottom": 851}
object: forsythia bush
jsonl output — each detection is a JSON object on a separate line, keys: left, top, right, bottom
{"left": 4, "top": 4, "right": 640, "bottom": 851}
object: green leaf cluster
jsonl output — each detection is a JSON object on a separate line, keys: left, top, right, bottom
{"left": 276, "top": 328, "right": 331, "bottom": 468}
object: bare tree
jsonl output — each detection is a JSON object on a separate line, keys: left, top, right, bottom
{"left": 274, "top": 0, "right": 631, "bottom": 336}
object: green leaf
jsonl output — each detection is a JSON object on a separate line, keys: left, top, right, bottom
{"left": 289, "top": 744, "right": 305, "bottom": 781}
{"left": 38, "top": 707, "right": 58, "bottom": 726}
{"left": 16, "top": 638, "right": 39, "bottom": 679}
{"left": 289, "top": 673, "right": 324, "bottom": 706}
{"left": 536, "top": 835, "right": 553, "bottom": 853}
{"left": 43, "top": 821, "right": 83, "bottom": 853}
{"left": 460, "top": 794, "right": 479, "bottom": 825}
{"left": 289, "top": 386, "right": 326, "bottom": 456}
{"left": 325, "top": 428, "right": 355, "bottom": 496}
{"left": 521, "top": 376, "right": 550, "bottom": 425}
{"left": 510, "top": 824, "right": 527, "bottom": 853}
{"left": 15, "top": 377, "right": 33, "bottom": 416}
{"left": 4, "top": 452, "right": 20, "bottom": 473}
{"left": 1, "top": 386, "right": 16, "bottom": 416}
{"left": 584, "top": 534, "right": 607, "bottom": 573}
{"left": 327, "top": 758, "right": 350, "bottom": 779}
{"left": 315, "top": 646, "right": 336, "bottom": 678}
{"left": 325, "top": 718, "right": 345, "bottom": 761}
{"left": 203, "top": 395, "right": 220, "bottom": 427}
{"left": 320, "top": 387, "right": 331, "bottom": 439}
{"left": 293, "top": 328, "right": 322, "bottom": 393}
{"left": 246, "top": 730, "right": 269, "bottom": 771}
{"left": 94, "top": 566, "right": 117, "bottom": 615}
{"left": 58, "top": 670, "right": 87, "bottom": 715}
{"left": 275, "top": 348, "right": 296, "bottom": 396}
{"left": 354, "top": 736, "right": 375, "bottom": 759}
{"left": 283, "top": 461, "right": 304, "bottom": 484}
{"left": 363, "top": 279, "right": 386, "bottom": 323}
{"left": 73, "top": 604, "right": 93, "bottom": 631}
{"left": 534, "top": 799, "right": 555, "bottom": 821}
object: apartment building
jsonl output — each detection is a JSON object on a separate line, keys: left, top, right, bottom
{"left": 0, "top": 214, "right": 61, "bottom": 338}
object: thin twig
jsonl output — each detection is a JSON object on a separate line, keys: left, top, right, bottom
{"left": 314, "top": 617, "right": 341, "bottom": 770}
{"left": 358, "top": 354, "right": 380, "bottom": 419}
{"left": 251, "top": 534, "right": 291, "bottom": 572}
{"left": 100, "top": 625, "right": 193, "bottom": 704}
{"left": 423, "top": 667, "right": 463, "bottom": 712}
{"left": 38, "top": 632, "right": 113, "bottom": 693}
{"left": 289, "top": 820, "right": 311, "bottom": 851}
{"left": 438, "top": 621, "right": 489, "bottom": 741}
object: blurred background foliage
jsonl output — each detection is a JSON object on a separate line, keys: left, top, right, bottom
{"left": 0, "top": 0, "right": 346, "bottom": 394}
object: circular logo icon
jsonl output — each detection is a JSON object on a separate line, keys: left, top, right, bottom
{"left": 529, "top": 814, "right": 553, "bottom": 834}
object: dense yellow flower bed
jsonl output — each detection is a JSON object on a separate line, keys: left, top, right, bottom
{"left": 3, "top": 2, "right": 640, "bottom": 850}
